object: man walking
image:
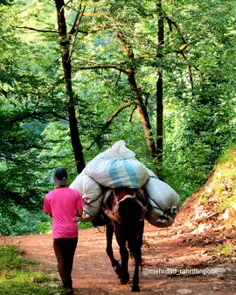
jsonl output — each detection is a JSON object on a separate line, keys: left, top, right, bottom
{"left": 44, "top": 167, "right": 84, "bottom": 295}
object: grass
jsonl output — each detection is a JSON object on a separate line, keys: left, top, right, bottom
{"left": 0, "top": 245, "right": 62, "bottom": 295}
{"left": 79, "top": 221, "right": 93, "bottom": 229}
{"left": 213, "top": 149, "right": 236, "bottom": 212}
{"left": 213, "top": 244, "right": 236, "bottom": 257}
{"left": 196, "top": 147, "right": 236, "bottom": 211}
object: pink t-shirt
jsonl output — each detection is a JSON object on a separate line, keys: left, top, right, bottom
{"left": 43, "top": 187, "right": 84, "bottom": 239}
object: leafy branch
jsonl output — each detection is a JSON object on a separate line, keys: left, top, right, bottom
{"left": 9, "top": 111, "right": 67, "bottom": 124}
{"left": 76, "top": 64, "right": 129, "bottom": 75}
{"left": 11, "top": 26, "right": 58, "bottom": 33}
{"left": 87, "top": 103, "right": 132, "bottom": 150}
{"left": 164, "top": 14, "right": 204, "bottom": 84}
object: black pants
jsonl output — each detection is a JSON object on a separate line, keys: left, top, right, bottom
{"left": 53, "top": 237, "right": 78, "bottom": 288}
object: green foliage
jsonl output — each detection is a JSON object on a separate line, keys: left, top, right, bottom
{"left": 0, "top": 208, "right": 51, "bottom": 236}
{"left": 37, "top": 214, "right": 52, "bottom": 234}
{"left": 0, "top": 245, "right": 61, "bottom": 295}
{"left": 79, "top": 221, "right": 93, "bottom": 230}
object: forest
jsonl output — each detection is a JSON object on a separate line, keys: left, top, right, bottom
{"left": 0, "top": 0, "right": 235, "bottom": 235}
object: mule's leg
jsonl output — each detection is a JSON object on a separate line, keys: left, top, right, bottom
{"left": 129, "top": 221, "right": 144, "bottom": 292}
{"left": 119, "top": 242, "right": 129, "bottom": 284}
{"left": 131, "top": 247, "right": 141, "bottom": 292}
{"left": 116, "top": 223, "right": 129, "bottom": 284}
{"left": 106, "top": 222, "right": 122, "bottom": 277}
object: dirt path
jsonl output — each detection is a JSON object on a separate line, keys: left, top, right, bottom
{"left": 1, "top": 222, "right": 236, "bottom": 295}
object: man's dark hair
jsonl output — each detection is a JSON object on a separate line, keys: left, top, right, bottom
{"left": 54, "top": 167, "right": 67, "bottom": 186}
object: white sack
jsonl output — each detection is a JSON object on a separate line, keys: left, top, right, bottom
{"left": 147, "top": 168, "right": 158, "bottom": 178}
{"left": 144, "top": 177, "right": 180, "bottom": 227}
{"left": 85, "top": 158, "right": 148, "bottom": 188}
{"left": 104, "top": 140, "right": 136, "bottom": 159}
{"left": 84, "top": 141, "right": 149, "bottom": 188}
{"left": 69, "top": 173, "right": 103, "bottom": 222}
{"left": 77, "top": 194, "right": 103, "bottom": 222}
{"left": 69, "top": 173, "right": 101, "bottom": 203}
{"left": 146, "top": 206, "right": 175, "bottom": 228}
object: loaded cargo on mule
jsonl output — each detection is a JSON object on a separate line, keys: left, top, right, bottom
{"left": 69, "top": 140, "right": 180, "bottom": 228}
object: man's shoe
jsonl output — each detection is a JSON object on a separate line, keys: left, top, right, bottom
{"left": 65, "top": 287, "right": 73, "bottom": 295}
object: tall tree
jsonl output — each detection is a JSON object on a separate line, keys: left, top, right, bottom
{"left": 116, "top": 31, "right": 158, "bottom": 162}
{"left": 54, "top": 0, "right": 85, "bottom": 174}
{"left": 156, "top": 0, "right": 164, "bottom": 164}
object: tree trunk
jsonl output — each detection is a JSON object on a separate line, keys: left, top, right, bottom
{"left": 128, "top": 70, "right": 157, "bottom": 161}
{"left": 156, "top": 0, "right": 164, "bottom": 164}
{"left": 54, "top": 0, "right": 85, "bottom": 173}
{"left": 117, "top": 32, "right": 158, "bottom": 161}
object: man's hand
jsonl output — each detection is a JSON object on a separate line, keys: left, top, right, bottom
{"left": 77, "top": 208, "right": 83, "bottom": 217}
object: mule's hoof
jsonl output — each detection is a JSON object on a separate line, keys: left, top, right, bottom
{"left": 120, "top": 275, "right": 129, "bottom": 285}
{"left": 132, "top": 284, "right": 140, "bottom": 292}
{"left": 120, "top": 278, "right": 129, "bottom": 285}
